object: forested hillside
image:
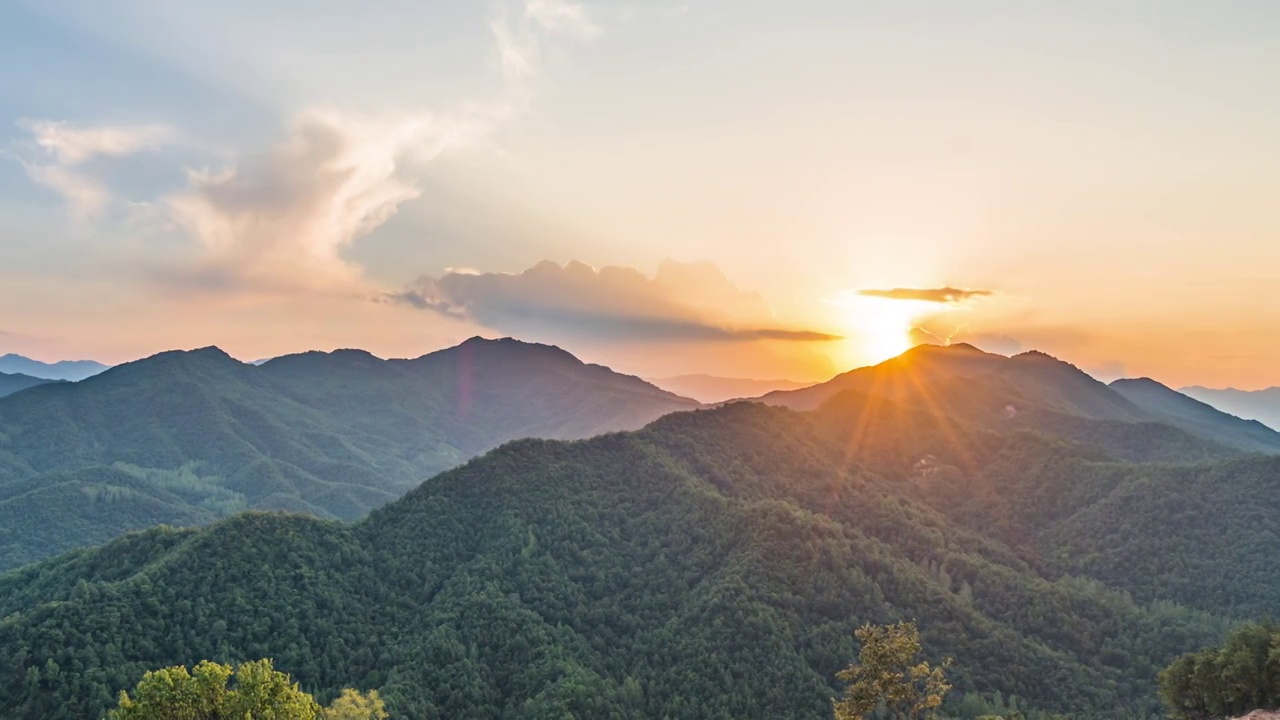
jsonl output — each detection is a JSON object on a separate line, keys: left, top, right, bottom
{"left": 5, "top": 358, "right": 1275, "bottom": 718}
{"left": 0, "top": 337, "right": 698, "bottom": 569}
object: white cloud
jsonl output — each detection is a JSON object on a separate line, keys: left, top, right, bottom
{"left": 12, "top": 0, "right": 600, "bottom": 291}
{"left": 492, "top": 0, "right": 600, "bottom": 83}
{"left": 158, "top": 0, "right": 601, "bottom": 295}
{"left": 20, "top": 120, "right": 175, "bottom": 165}
{"left": 162, "top": 109, "right": 481, "bottom": 294}
{"left": 525, "top": 0, "right": 603, "bottom": 39}
{"left": 13, "top": 119, "right": 177, "bottom": 216}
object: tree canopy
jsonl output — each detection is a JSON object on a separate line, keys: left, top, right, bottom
{"left": 109, "top": 659, "right": 319, "bottom": 720}
{"left": 834, "top": 622, "right": 950, "bottom": 720}
{"left": 1159, "top": 620, "right": 1280, "bottom": 720}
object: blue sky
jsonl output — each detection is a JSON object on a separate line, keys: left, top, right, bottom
{"left": 2, "top": 1, "right": 1279, "bottom": 386}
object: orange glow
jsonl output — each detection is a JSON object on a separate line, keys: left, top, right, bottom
{"left": 829, "top": 292, "right": 934, "bottom": 366}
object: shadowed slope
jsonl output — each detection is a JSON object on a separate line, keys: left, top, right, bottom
{"left": 0, "top": 371, "right": 56, "bottom": 399}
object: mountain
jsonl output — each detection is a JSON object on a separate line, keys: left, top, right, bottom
{"left": 649, "top": 374, "right": 811, "bottom": 403}
{"left": 1181, "top": 386, "right": 1280, "bottom": 431}
{"left": 758, "top": 343, "right": 1280, "bottom": 455}
{"left": 1111, "top": 377, "right": 1280, "bottom": 453}
{"left": 0, "top": 353, "right": 108, "bottom": 381}
{"left": 0, "top": 379, "right": 1260, "bottom": 719}
{"left": 0, "top": 337, "right": 698, "bottom": 570}
{"left": 0, "top": 371, "right": 56, "bottom": 398}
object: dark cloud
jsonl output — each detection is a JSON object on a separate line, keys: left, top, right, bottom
{"left": 383, "top": 259, "right": 841, "bottom": 343}
{"left": 859, "top": 287, "right": 993, "bottom": 303}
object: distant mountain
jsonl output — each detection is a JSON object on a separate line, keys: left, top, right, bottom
{"left": 0, "top": 371, "right": 57, "bottom": 399}
{"left": 0, "top": 337, "right": 699, "bottom": 569}
{"left": 1111, "top": 377, "right": 1280, "bottom": 453}
{"left": 649, "top": 374, "right": 810, "bottom": 403}
{"left": 0, "top": 353, "right": 109, "bottom": 381}
{"left": 1181, "top": 386, "right": 1280, "bottom": 431}
{"left": 757, "top": 343, "right": 1280, "bottom": 455}
{"left": 1, "top": 369, "right": 1264, "bottom": 719}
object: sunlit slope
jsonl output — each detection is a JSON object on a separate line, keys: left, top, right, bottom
{"left": 760, "top": 343, "right": 1280, "bottom": 455}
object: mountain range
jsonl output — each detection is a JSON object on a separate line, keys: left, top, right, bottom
{"left": 0, "top": 341, "right": 1277, "bottom": 718}
{"left": 0, "top": 336, "right": 697, "bottom": 570}
{"left": 649, "top": 374, "right": 811, "bottom": 403}
{"left": 759, "top": 343, "right": 1280, "bottom": 456}
{"left": 0, "top": 353, "right": 109, "bottom": 381}
{"left": 1181, "top": 385, "right": 1280, "bottom": 431}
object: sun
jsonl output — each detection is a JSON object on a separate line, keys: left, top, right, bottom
{"left": 860, "top": 304, "right": 916, "bottom": 361}
{"left": 827, "top": 292, "right": 932, "bottom": 366}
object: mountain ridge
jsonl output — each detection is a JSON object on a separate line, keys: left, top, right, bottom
{"left": 756, "top": 343, "right": 1280, "bottom": 455}
{"left": 0, "top": 371, "right": 57, "bottom": 399}
{"left": 0, "top": 353, "right": 109, "bottom": 381}
{"left": 1181, "top": 385, "right": 1280, "bottom": 431}
{"left": 0, "top": 336, "right": 699, "bottom": 569}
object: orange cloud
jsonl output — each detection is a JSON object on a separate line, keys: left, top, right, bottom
{"left": 859, "top": 287, "right": 993, "bottom": 303}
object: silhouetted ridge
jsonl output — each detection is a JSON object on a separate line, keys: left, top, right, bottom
{"left": 757, "top": 343, "right": 1280, "bottom": 454}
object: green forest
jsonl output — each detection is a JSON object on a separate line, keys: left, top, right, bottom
{"left": 0, "top": 337, "right": 696, "bottom": 569}
{"left": 1, "top": 343, "right": 1278, "bottom": 718}
{"left": 0, "top": 397, "right": 1274, "bottom": 716}
{"left": 1159, "top": 621, "right": 1280, "bottom": 720}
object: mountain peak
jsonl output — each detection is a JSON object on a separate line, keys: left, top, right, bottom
{"left": 445, "top": 336, "right": 582, "bottom": 364}
{"left": 893, "top": 342, "right": 992, "bottom": 361}
{"left": 1111, "top": 377, "right": 1168, "bottom": 390}
{"left": 165, "top": 346, "right": 237, "bottom": 362}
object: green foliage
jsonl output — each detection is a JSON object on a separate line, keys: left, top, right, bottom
{"left": 109, "top": 659, "right": 319, "bottom": 720}
{"left": 322, "top": 688, "right": 389, "bottom": 720}
{"left": 834, "top": 622, "right": 950, "bottom": 720}
{"left": 1159, "top": 621, "right": 1280, "bottom": 720}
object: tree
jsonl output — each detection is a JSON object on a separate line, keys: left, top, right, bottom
{"left": 109, "top": 659, "right": 320, "bottom": 720}
{"left": 322, "top": 688, "right": 389, "bottom": 720}
{"left": 1159, "top": 620, "right": 1280, "bottom": 720}
{"left": 834, "top": 621, "right": 951, "bottom": 720}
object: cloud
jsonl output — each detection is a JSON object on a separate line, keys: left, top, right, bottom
{"left": 525, "top": 0, "right": 602, "bottom": 39}
{"left": 19, "top": 120, "right": 175, "bottom": 165}
{"left": 492, "top": 0, "right": 599, "bottom": 83}
{"left": 859, "top": 286, "right": 993, "bottom": 303}
{"left": 160, "top": 110, "right": 480, "bottom": 294}
{"left": 144, "top": 0, "right": 597, "bottom": 296}
{"left": 384, "top": 259, "right": 841, "bottom": 344}
{"left": 13, "top": 119, "right": 177, "bottom": 216}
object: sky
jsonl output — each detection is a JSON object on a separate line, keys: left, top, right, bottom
{"left": 2, "top": 0, "right": 1279, "bottom": 388}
